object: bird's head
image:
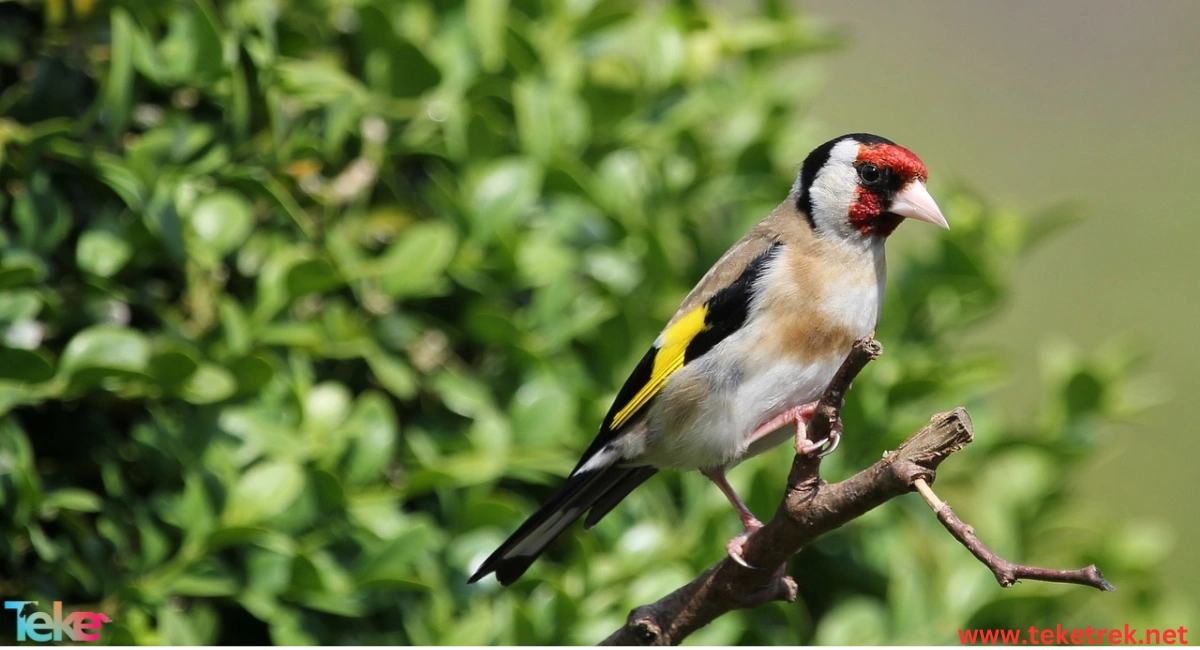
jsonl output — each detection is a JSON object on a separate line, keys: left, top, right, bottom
{"left": 793, "top": 133, "right": 948, "bottom": 240}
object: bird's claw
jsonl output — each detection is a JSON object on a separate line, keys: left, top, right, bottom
{"left": 726, "top": 519, "right": 764, "bottom": 569}
{"left": 795, "top": 420, "right": 843, "bottom": 458}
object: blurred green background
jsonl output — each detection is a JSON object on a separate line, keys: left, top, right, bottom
{"left": 0, "top": 0, "right": 1193, "bottom": 645}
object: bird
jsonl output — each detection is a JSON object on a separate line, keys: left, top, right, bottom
{"left": 468, "top": 133, "right": 948, "bottom": 585}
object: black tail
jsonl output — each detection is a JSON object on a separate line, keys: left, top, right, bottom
{"left": 467, "top": 465, "right": 657, "bottom": 585}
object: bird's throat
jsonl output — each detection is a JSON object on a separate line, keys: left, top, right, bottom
{"left": 869, "top": 213, "right": 904, "bottom": 237}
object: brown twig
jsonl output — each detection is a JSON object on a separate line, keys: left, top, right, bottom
{"left": 912, "top": 478, "right": 1114, "bottom": 592}
{"left": 600, "top": 337, "right": 1112, "bottom": 646}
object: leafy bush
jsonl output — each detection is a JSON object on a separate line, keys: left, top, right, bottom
{"left": 0, "top": 0, "right": 1186, "bottom": 644}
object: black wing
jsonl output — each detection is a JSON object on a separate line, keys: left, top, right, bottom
{"left": 468, "top": 242, "right": 781, "bottom": 585}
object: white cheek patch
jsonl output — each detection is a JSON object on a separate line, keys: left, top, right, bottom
{"left": 808, "top": 140, "right": 863, "bottom": 234}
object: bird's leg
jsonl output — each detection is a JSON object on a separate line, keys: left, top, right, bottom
{"left": 701, "top": 469, "right": 763, "bottom": 569}
{"left": 747, "top": 401, "right": 841, "bottom": 457}
{"left": 703, "top": 469, "right": 761, "bottom": 530}
{"left": 746, "top": 401, "right": 819, "bottom": 446}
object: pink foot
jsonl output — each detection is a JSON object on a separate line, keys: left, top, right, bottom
{"left": 702, "top": 469, "right": 768, "bottom": 568}
{"left": 749, "top": 402, "right": 819, "bottom": 444}
{"left": 726, "top": 518, "right": 764, "bottom": 568}
{"left": 794, "top": 416, "right": 843, "bottom": 458}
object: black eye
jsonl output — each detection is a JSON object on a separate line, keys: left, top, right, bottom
{"left": 858, "top": 163, "right": 882, "bottom": 185}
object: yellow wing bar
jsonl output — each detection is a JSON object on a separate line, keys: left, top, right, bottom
{"left": 610, "top": 306, "right": 708, "bottom": 429}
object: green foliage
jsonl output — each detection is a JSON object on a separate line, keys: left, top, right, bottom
{"left": 0, "top": 0, "right": 1186, "bottom": 645}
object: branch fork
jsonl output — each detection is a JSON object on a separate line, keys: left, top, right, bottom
{"left": 601, "top": 337, "right": 1112, "bottom": 646}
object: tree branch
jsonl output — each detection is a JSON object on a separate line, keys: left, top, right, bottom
{"left": 912, "top": 478, "right": 1114, "bottom": 592}
{"left": 600, "top": 337, "right": 1112, "bottom": 646}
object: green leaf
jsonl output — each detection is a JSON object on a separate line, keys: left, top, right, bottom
{"left": 286, "top": 258, "right": 341, "bottom": 298}
{"left": 41, "top": 488, "right": 103, "bottom": 513}
{"left": 157, "top": 1, "right": 226, "bottom": 83}
{"left": 0, "top": 290, "right": 41, "bottom": 321}
{"left": 171, "top": 570, "right": 239, "bottom": 597}
{"left": 59, "top": 326, "right": 151, "bottom": 378}
{"left": 230, "top": 354, "right": 275, "bottom": 394}
{"left": 516, "top": 232, "right": 575, "bottom": 286}
{"left": 430, "top": 369, "right": 495, "bottom": 418}
{"left": 92, "top": 153, "right": 147, "bottom": 209}
{"left": 354, "top": 523, "right": 435, "bottom": 586}
{"left": 815, "top": 597, "right": 888, "bottom": 645}
{"left": 28, "top": 524, "right": 59, "bottom": 561}
{"left": 365, "top": 353, "right": 418, "bottom": 399}
{"left": 342, "top": 391, "right": 398, "bottom": 484}
{"left": 276, "top": 58, "right": 369, "bottom": 108}
{"left": 253, "top": 247, "right": 316, "bottom": 321}
{"left": 466, "top": 158, "right": 543, "bottom": 238}
{"left": 149, "top": 348, "right": 200, "bottom": 385}
{"left": 105, "top": 9, "right": 135, "bottom": 136}
{"left": 245, "top": 548, "right": 294, "bottom": 595}
{"left": 173, "top": 474, "right": 216, "bottom": 542}
{"left": 0, "top": 252, "right": 47, "bottom": 288}
{"left": 347, "top": 492, "right": 409, "bottom": 539}
{"left": 77, "top": 229, "right": 132, "bottom": 277}
{"left": 372, "top": 222, "right": 458, "bottom": 297}
{"left": 0, "top": 348, "right": 54, "bottom": 382}
{"left": 514, "top": 78, "right": 589, "bottom": 161}
{"left": 390, "top": 40, "right": 442, "bottom": 98}
{"left": 296, "top": 591, "right": 364, "bottom": 617}
{"left": 145, "top": 186, "right": 186, "bottom": 261}
{"left": 303, "top": 381, "right": 352, "bottom": 432}
{"left": 269, "top": 615, "right": 318, "bottom": 646}
{"left": 158, "top": 601, "right": 218, "bottom": 645}
{"left": 223, "top": 460, "right": 305, "bottom": 526}
{"left": 13, "top": 171, "right": 72, "bottom": 253}
{"left": 467, "top": 0, "right": 509, "bottom": 72}
{"left": 509, "top": 374, "right": 576, "bottom": 447}
{"left": 0, "top": 383, "right": 35, "bottom": 418}
{"left": 188, "top": 190, "right": 255, "bottom": 257}
{"left": 178, "top": 362, "right": 237, "bottom": 404}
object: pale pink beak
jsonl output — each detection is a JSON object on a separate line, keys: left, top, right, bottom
{"left": 889, "top": 181, "right": 949, "bottom": 229}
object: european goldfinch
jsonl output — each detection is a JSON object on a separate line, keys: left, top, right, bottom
{"left": 469, "top": 133, "right": 948, "bottom": 585}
